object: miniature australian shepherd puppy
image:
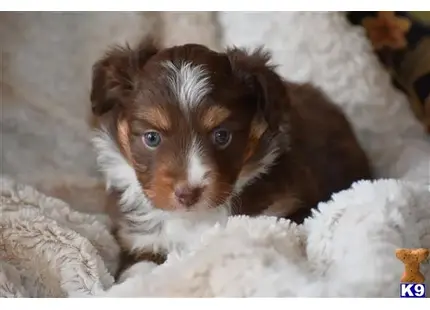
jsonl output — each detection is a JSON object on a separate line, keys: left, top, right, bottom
{"left": 90, "top": 36, "right": 373, "bottom": 278}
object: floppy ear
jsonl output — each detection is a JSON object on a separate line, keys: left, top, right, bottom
{"left": 226, "top": 47, "right": 290, "bottom": 132}
{"left": 90, "top": 36, "right": 159, "bottom": 116}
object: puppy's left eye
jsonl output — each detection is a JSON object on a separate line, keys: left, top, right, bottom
{"left": 211, "top": 128, "right": 232, "bottom": 149}
{"left": 142, "top": 130, "right": 162, "bottom": 149}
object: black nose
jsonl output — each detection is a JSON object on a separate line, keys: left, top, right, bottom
{"left": 174, "top": 184, "right": 202, "bottom": 207}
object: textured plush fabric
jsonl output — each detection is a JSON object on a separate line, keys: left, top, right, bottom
{"left": 2, "top": 177, "right": 429, "bottom": 298}
{"left": 97, "top": 179, "right": 430, "bottom": 297}
{"left": 0, "top": 176, "right": 119, "bottom": 297}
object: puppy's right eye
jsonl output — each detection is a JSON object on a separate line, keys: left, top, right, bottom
{"left": 142, "top": 131, "right": 162, "bottom": 149}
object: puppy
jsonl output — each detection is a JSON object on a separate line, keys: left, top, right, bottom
{"left": 90, "top": 37, "right": 372, "bottom": 277}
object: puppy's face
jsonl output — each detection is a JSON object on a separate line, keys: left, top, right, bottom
{"left": 91, "top": 39, "right": 289, "bottom": 212}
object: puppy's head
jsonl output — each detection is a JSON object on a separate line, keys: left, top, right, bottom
{"left": 91, "top": 37, "right": 289, "bottom": 212}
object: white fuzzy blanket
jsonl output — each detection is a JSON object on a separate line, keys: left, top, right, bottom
{"left": 2, "top": 177, "right": 429, "bottom": 297}
{"left": 98, "top": 179, "right": 430, "bottom": 297}
{"left": 0, "top": 176, "right": 119, "bottom": 297}
{"left": 1, "top": 12, "right": 430, "bottom": 297}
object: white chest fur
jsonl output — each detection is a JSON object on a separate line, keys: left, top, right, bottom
{"left": 121, "top": 206, "right": 229, "bottom": 256}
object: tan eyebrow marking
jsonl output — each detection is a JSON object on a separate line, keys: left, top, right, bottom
{"left": 138, "top": 107, "right": 171, "bottom": 131}
{"left": 243, "top": 117, "right": 268, "bottom": 162}
{"left": 201, "top": 105, "right": 231, "bottom": 130}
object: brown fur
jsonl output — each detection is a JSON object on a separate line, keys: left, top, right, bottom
{"left": 89, "top": 36, "right": 373, "bottom": 276}
{"left": 235, "top": 82, "right": 372, "bottom": 222}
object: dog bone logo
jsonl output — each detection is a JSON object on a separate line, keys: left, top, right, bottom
{"left": 396, "top": 248, "right": 429, "bottom": 283}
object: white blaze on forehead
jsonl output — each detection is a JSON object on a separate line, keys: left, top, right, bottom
{"left": 163, "top": 61, "right": 211, "bottom": 110}
{"left": 187, "top": 139, "right": 210, "bottom": 187}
